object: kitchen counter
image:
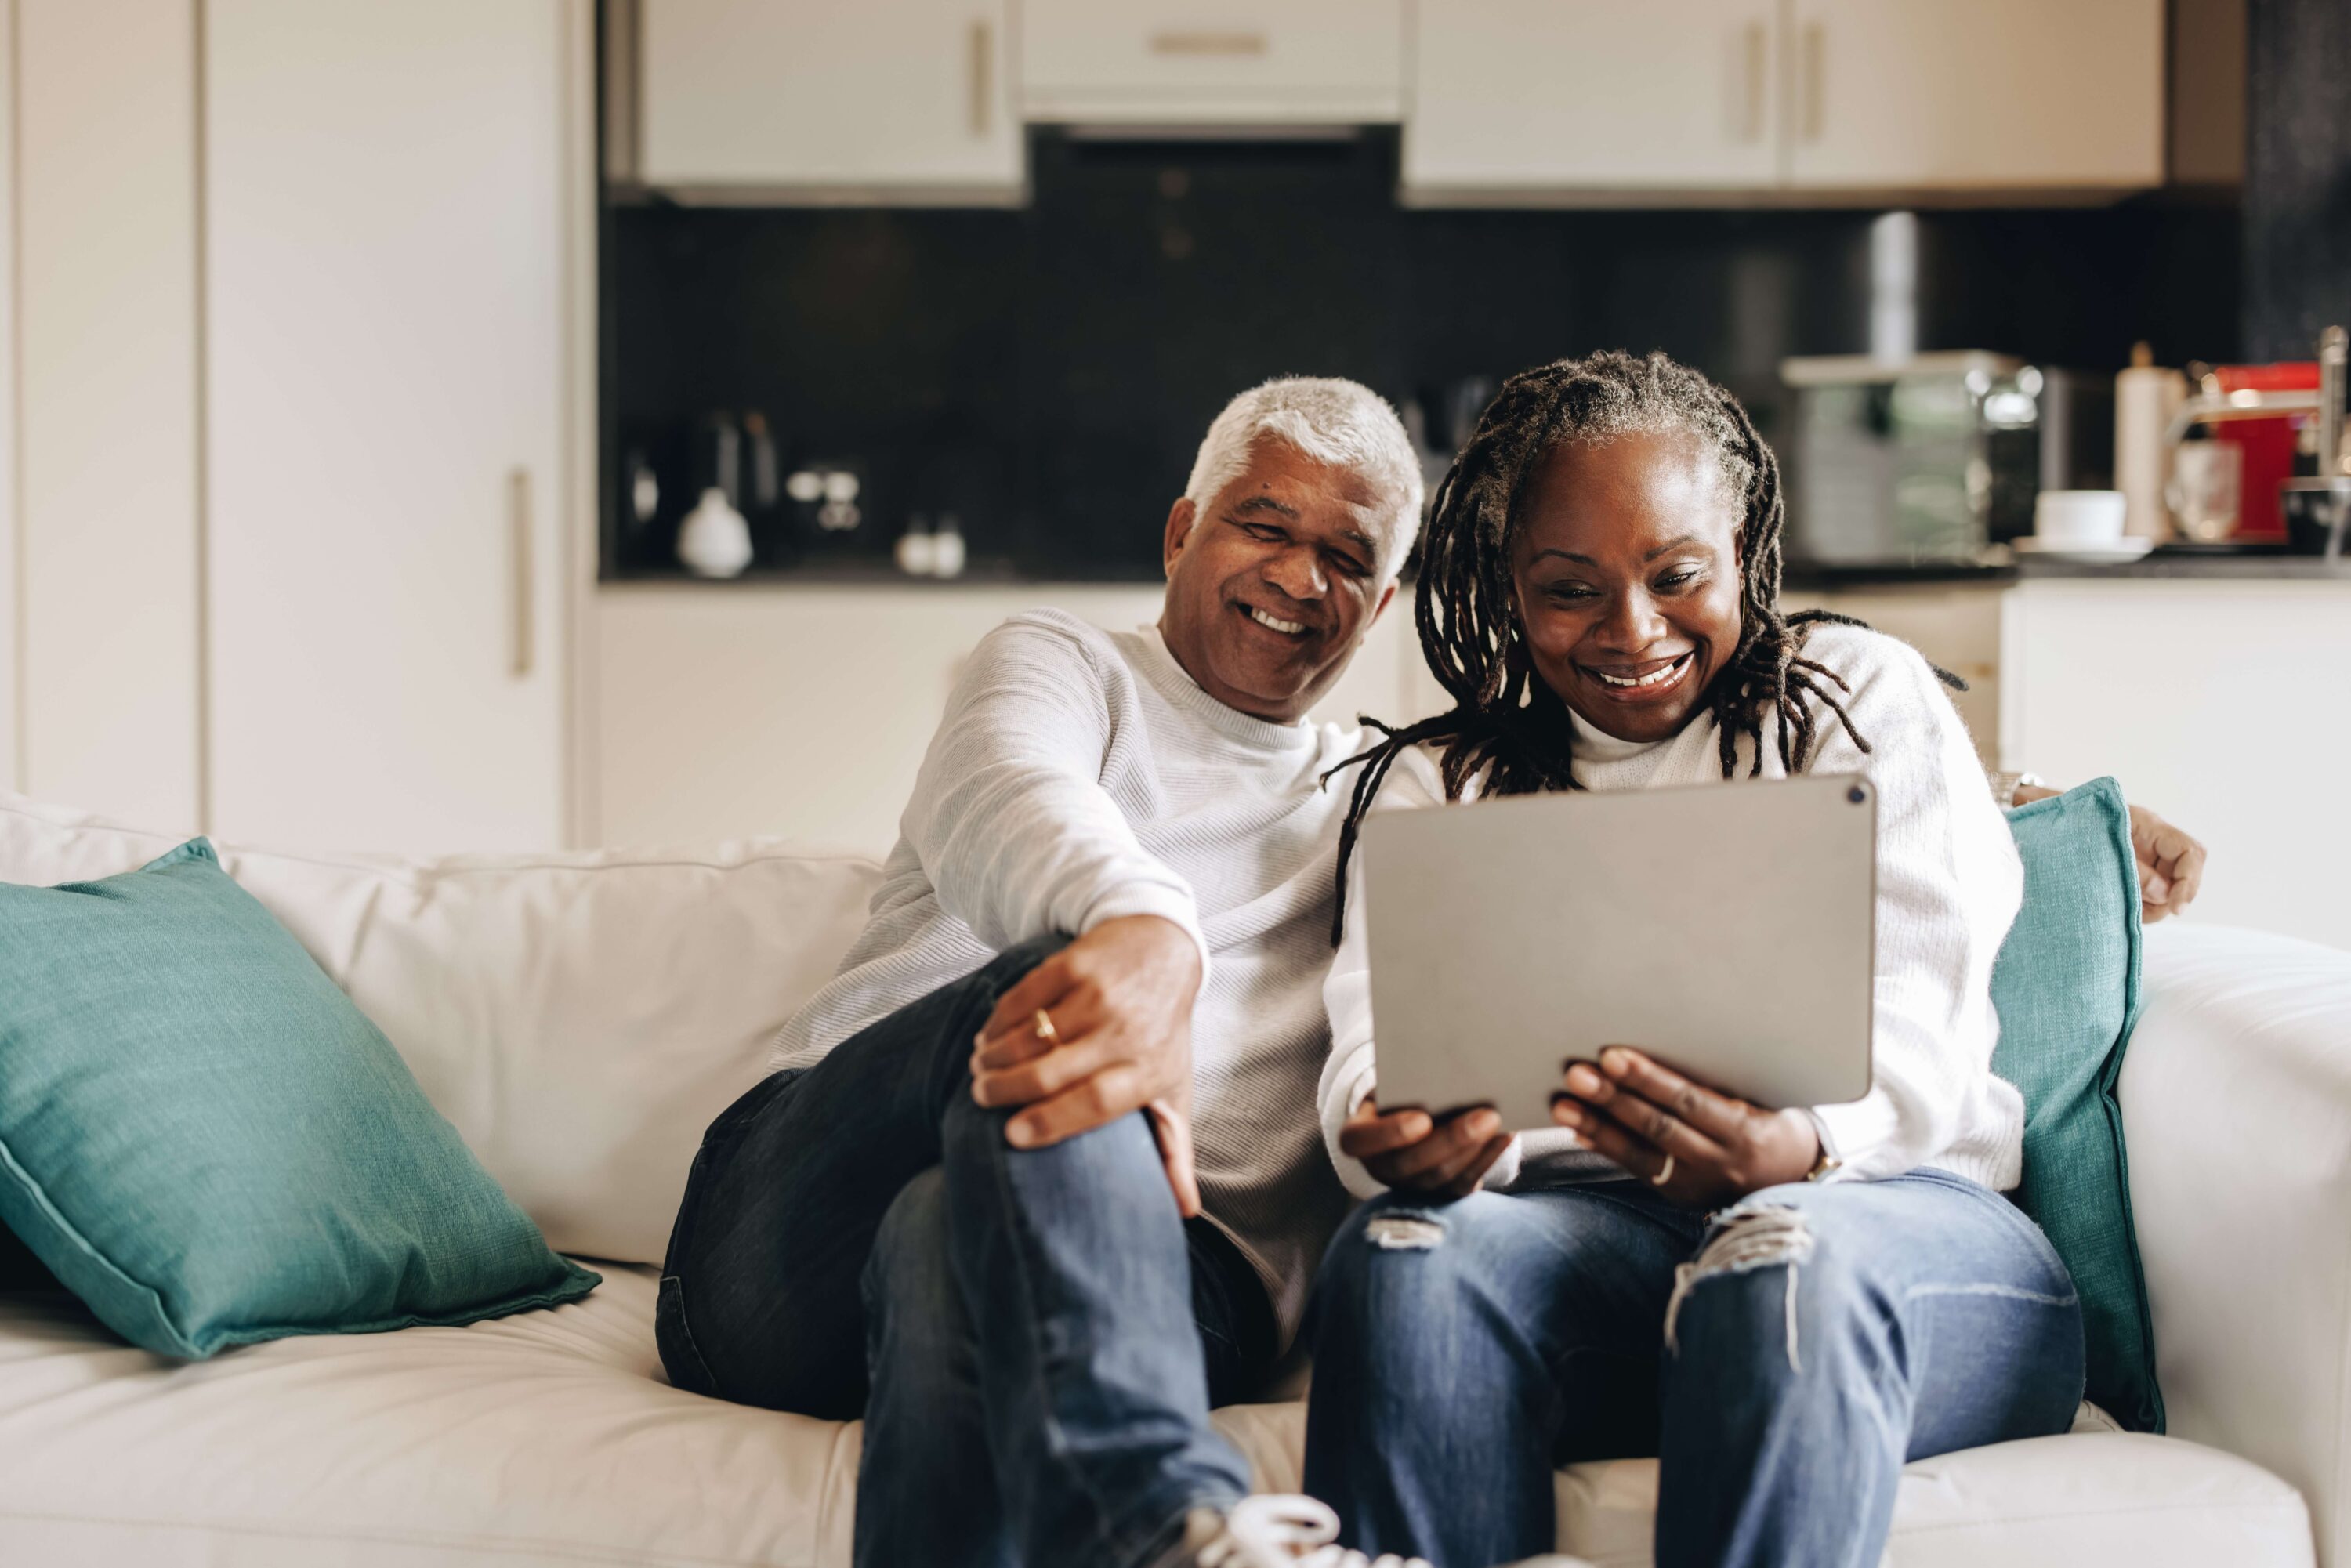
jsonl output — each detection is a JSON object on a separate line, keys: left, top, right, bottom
{"left": 2007, "top": 550, "right": 2351, "bottom": 581}
{"left": 604, "top": 549, "right": 2349, "bottom": 593}
{"left": 1785, "top": 550, "right": 2349, "bottom": 591}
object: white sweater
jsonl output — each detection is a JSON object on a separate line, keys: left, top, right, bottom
{"left": 1319, "top": 624, "right": 2027, "bottom": 1200}
{"left": 773, "top": 609, "right": 1374, "bottom": 1344}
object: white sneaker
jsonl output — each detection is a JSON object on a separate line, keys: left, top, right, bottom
{"left": 1179, "top": 1494, "right": 1431, "bottom": 1568}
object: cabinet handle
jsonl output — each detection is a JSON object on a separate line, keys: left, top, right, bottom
{"left": 1148, "top": 31, "right": 1267, "bottom": 56}
{"left": 1798, "top": 20, "right": 1825, "bottom": 143}
{"left": 969, "top": 19, "right": 991, "bottom": 138}
{"left": 508, "top": 468, "right": 533, "bottom": 679}
{"left": 1736, "top": 20, "right": 1767, "bottom": 143}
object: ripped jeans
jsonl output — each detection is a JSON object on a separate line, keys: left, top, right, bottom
{"left": 1302, "top": 1171, "right": 2083, "bottom": 1568}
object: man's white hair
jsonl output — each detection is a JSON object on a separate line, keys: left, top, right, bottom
{"left": 1183, "top": 377, "right": 1424, "bottom": 583}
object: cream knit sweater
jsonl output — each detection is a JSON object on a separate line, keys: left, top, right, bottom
{"left": 773, "top": 609, "right": 1374, "bottom": 1344}
{"left": 1319, "top": 623, "right": 2027, "bottom": 1200}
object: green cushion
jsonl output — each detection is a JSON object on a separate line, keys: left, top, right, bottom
{"left": 1993, "top": 778, "right": 2161, "bottom": 1432}
{"left": 0, "top": 839, "right": 596, "bottom": 1357}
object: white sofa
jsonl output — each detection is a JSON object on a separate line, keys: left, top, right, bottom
{"left": 0, "top": 789, "right": 2338, "bottom": 1568}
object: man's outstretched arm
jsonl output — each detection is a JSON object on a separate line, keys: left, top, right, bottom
{"left": 904, "top": 615, "right": 1206, "bottom": 1210}
{"left": 2006, "top": 777, "right": 2208, "bottom": 923}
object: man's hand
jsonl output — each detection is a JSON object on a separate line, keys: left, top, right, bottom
{"left": 969, "top": 915, "right": 1204, "bottom": 1215}
{"left": 1551, "top": 1047, "right": 1819, "bottom": 1210}
{"left": 1337, "top": 1096, "right": 1512, "bottom": 1199}
{"left": 2125, "top": 803, "right": 2206, "bottom": 923}
{"left": 2013, "top": 784, "right": 2208, "bottom": 923}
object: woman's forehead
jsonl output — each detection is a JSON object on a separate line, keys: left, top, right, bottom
{"left": 1514, "top": 433, "right": 1739, "bottom": 558}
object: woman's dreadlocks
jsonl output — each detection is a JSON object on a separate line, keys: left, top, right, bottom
{"left": 1326, "top": 349, "right": 1957, "bottom": 944}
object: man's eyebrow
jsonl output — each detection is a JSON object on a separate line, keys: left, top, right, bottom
{"left": 1340, "top": 530, "right": 1377, "bottom": 558}
{"left": 1226, "top": 494, "right": 1299, "bottom": 520}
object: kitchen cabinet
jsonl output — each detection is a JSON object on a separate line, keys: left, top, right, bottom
{"left": 595, "top": 584, "right": 1423, "bottom": 855}
{"left": 1785, "top": 586, "right": 2003, "bottom": 766}
{"left": 205, "top": 0, "right": 580, "bottom": 855}
{"left": 1406, "top": 0, "right": 1782, "bottom": 195}
{"left": 1405, "top": 0, "right": 2164, "bottom": 201}
{"left": 1784, "top": 0, "right": 2163, "bottom": 191}
{"left": 12, "top": 0, "right": 204, "bottom": 832}
{"left": 637, "top": 0, "right": 1020, "bottom": 199}
{"left": 1021, "top": 0, "right": 1404, "bottom": 125}
{"left": 2001, "top": 578, "right": 2351, "bottom": 952}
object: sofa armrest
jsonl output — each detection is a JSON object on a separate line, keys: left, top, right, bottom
{"left": 2123, "top": 922, "right": 2351, "bottom": 1566}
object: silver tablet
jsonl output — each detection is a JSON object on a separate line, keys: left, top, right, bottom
{"left": 1361, "top": 773, "right": 1875, "bottom": 1132}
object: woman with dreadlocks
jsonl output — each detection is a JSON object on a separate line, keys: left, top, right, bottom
{"left": 1298, "top": 351, "right": 2082, "bottom": 1568}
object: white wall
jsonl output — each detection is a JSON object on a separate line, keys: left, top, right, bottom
{"left": 15, "top": 0, "right": 202, "bottom": 832}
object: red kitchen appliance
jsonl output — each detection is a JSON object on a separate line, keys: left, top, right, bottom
{"left": 2194, "top": 360, "right": 2320, "bottom": 539}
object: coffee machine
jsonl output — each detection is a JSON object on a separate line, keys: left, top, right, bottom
{"left": 1780, "top": 352, "right": 2113, "bottom": 565}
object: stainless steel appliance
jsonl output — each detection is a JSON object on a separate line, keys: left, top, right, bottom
{"left": 1780, "top": 352, "right": 2114, "bottom": 565}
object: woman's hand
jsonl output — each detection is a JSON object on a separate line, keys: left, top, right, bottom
{"left": 1338, "top": 1096, "right": 1512, "bottom": 1200}
{"left": 1551, "top": 1047, "right": 1820, "bottom": 1209}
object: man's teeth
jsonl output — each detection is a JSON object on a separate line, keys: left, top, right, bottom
{"left": 1593, "top": 657, "right": 1686, "bottom": 689}
{"left": 1249, "top": 607, "right": 1306, "bottom": 636}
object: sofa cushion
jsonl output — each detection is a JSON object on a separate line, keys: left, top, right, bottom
{"left": 0, "top": 1268, "right": 2309, "bottom": 1568}
{"left": 0, "top": 838, "right": 598, "bottom": 1357}
{"left": 0, "top": 792, "right": 882, "bottom": 1268}
{"left": 1994, "top": 777, "right": 2161, "bottom": 1431}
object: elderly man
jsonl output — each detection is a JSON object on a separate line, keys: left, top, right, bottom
{"left": 657, "top": 378, "right": 1430, "bottom": 1568}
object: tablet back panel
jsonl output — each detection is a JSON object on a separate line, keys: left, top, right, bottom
{"left": 1361, "top": 773, "right": 1875, "bottom": 1132}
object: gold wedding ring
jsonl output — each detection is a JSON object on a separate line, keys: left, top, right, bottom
{"left": 1032, "top": 1008, "right": 1059, "bottom": 1045}
{"left": 1650, "top": 1153, "right": 1676, "bottom": 1187}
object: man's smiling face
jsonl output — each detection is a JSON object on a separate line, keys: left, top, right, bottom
{"left": 1157, "top": 438, "right": 1397, "bottom": 724}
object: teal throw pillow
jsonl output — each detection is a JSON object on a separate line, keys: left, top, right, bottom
{"left": 1992, "top": 778, "right": 2161, "bottom": 1432}
{"left": 0, "top": 839, "right": 597, "bottom": 1357}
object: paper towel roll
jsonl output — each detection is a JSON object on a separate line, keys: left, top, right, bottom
{"left": 2116, "top": 343, "right": 2186, "bottom": 540}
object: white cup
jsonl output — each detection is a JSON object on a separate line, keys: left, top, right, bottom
{"left": 2033, "top": 489, "right": 2128, "bottom": 547}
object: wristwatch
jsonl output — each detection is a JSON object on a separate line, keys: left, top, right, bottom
{"left": 1989, "top": 770, "right": 2049, "bottom": 810}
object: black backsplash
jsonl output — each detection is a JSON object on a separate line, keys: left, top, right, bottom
{"left": 605, "top": 129, "right": 2238, "bottom": 581}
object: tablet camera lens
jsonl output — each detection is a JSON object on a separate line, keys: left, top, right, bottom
{"left": 1847, "top": 785, "right": 1867, "bottom": 804}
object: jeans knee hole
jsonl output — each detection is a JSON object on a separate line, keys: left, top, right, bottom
{"left": 1366, "top": 1213, "right": 1447, "bottom": 1251}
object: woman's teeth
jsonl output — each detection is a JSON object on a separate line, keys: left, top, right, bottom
{"left": 1591, "top": 656, "right": 1687, "bottom": 689}
{"left": 1249, "top": 607, "right": 1306, "bottom": 636}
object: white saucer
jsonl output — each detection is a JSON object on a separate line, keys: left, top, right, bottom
{"left": 2011, "top": 535, "right": 2157, "bottom": 563}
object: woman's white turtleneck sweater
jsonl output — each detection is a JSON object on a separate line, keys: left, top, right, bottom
{"left": 1318, "top": 622, "right": 2027, "bottom": 1200}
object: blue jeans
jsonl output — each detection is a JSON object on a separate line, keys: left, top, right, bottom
{"left": 1303, "top": 1171, "right": 2084, "bottom": 1568}
{"left": 656, "top": 936, "right": 1274, "bottom": 1568}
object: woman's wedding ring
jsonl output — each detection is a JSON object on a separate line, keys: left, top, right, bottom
{"left": 1650, "top": 1153, "right": 1676, "bottom": 1187}
{"left": 1032, "top": 1008, "right": 1059, "bottom": 1045}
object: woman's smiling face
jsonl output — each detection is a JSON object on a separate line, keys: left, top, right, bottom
{"left": 1509, "top": 430, "right": 1746, "bottom": 744}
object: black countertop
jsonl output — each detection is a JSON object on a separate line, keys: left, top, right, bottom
{"left": 606, "top": 548, "right": 2351, "bottom": 592}
{"left": 1780, "top": 548, "right": 2351, "bottom": 590}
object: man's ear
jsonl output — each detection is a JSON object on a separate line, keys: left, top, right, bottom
{"left": 1163, "top": 497, "right": 1197, "bottom": 578}
{"left": 1368, "top": 581, "right": 1398, "bottom": 624}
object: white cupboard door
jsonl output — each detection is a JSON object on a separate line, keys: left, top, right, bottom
{"left": 1785, "top": 0, "right": 2163, "bottom": 191}
{"left": 1405, "top": 0, "right": 1780, "bottom": 196}
{"left": 1022, "top": 0, "right": 1404, "bottom": 124}
{"left": 639, "top": 0, "right": 1020, "bottom": 195}
{"left": 13, "top": 0, "right": 203, "bottom": 831}
{"left": 207, "top": 0, "right": 567, "bottom": 855}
